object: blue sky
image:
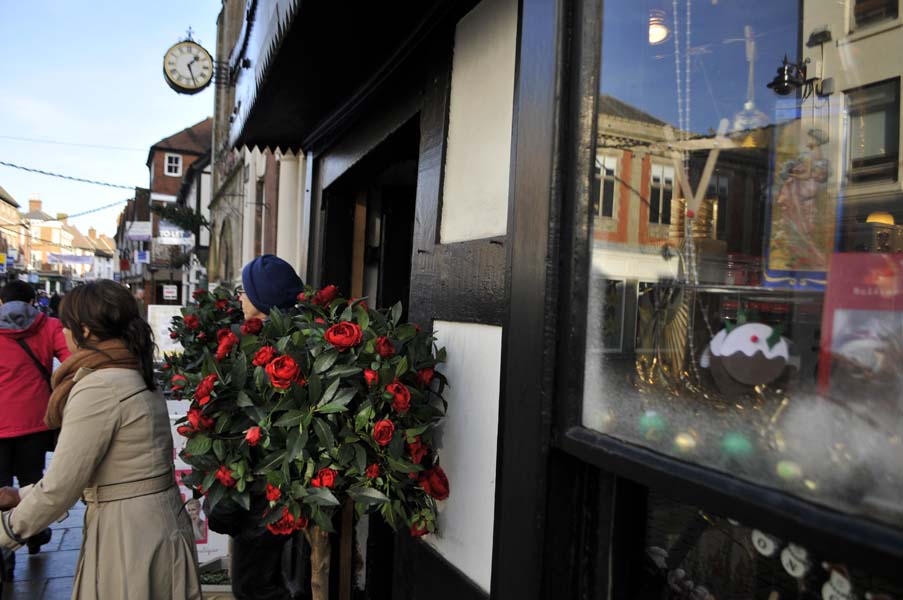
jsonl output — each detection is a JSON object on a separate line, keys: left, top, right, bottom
{"left": 601, "top": 0, "right": 800, "bottom": 134}
{"left": 0, "top": 1, "right": 219, "bottom": 238}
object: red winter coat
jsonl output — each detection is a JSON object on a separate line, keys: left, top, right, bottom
{"left": 0, "top": 302, "right": 71, "bottom": 438}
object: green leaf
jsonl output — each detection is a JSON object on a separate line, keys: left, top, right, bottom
{"left": 331, "top": 387, "right": 356, "bottom": 408}
{"left": 354, "top": 403, "right": 375, "bottom": 432}
{"left": 311, "top": 506, "right": 336, "bottom": 533}
{"left": 205, "top": 482, "right": 226, "bottom": 512}
{"left": 352, "top": 445, "right": 367, "bottom": 474}
{"left": 314, "top": 350, "right": 339, "bottom": 374}
{"left": 387, "top": 455, "right": 422, "bottom": 474}
{"left": 319, "top": 377, "right": 340, "bottom": 406}
{"left": 308, "top": 374, "right": 322, "bottom": 405}
{"left": 305, "top": 487, "right": 340, "bottom": 506}
{"left": 313, "top": 418, "right": 334, "bottom": 451}
{"left": 356, "top": 306, "right": 370, "bottom": 331}
{"left": 236, "top": 391, "right": 254, "bottom": 408}
{"left": 349, "top": 486, "right": 390, "bottom": 505}
{"left": 337, "top": 444, "right": 355, "bottom": 467}
{"left": 255, "top": 450, "right": 287, "bottom": 474}
{"left": 436, "top": 347, "right": 446, "bottom": 363}
{"left": 390, "top": 302, "right": 402, "bottom": 326}
{"left": 276, "top": 336, "right": 291, "bottom": 353}
{"left": 287, "top": 427, "right": 308, "bottom": 461}
{"left": 394, "top": 356, "right": 409, "bottom": 379}
{"left": 235, "top": 491, "right": 251, "bottom": 511}
{"left": 201, "top": 470, "right": 217, "bottom": 493}
{"left": 230, "top": 353, "right": 248, "bottom": 388}
{"left": 395, "top": 324, "right": 417, "bottom": 341}
{"left": 274, "top": 410, "right": 304, "bottom": 427}
{"left": 766, "top": 324, "right": 784, "bottom": 350}
{"left": 317, "top": 402, "right": 350, "bottom": 414}
{"left": 186, "top": 435, "right": 212, "bottom": 456}
{"left": 339, "top": 306, "right": 353, "bottom": 322}
{"left": 212, "top": 439, "right": 226, "bottom": 461}
{"left": 329, "top": 365, "right": 362, "bottom": 378}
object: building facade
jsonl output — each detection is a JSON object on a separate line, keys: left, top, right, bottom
{"left": 219, "top": 0, "right": 903, "bottom": 598}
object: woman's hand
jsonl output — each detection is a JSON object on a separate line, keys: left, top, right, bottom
{"left": 0, "top": 487, "right": 20, "bottom": 510}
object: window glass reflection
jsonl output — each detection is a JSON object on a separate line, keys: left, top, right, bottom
{"left": 583, "top": 0, "right": 903, "bottom": 527}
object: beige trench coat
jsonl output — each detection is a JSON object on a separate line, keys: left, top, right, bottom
{"left": 0, "top": 367, "right": 201, "bottom": 599}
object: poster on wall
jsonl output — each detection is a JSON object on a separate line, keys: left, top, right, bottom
{"left": 169, "top": 401, "right": 229, "bottom": 563}
{"left": 763, "top": 99, "right": 836, "bottom": 290}
{"left": 147, "top": 304, "right": 183, "bottom": 362}
{"left": 818, "top": 254, "right": 903, "bottom": 410}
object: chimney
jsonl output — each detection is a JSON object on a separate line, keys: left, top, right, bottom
{"left": 29, "top": 198, "right": 42, "bottom": 213}
{"left": 56, "top": 213, "right": 68, "bottom": 224}
{"left": 88, "top": 227, "right": 97, "bottom": 240}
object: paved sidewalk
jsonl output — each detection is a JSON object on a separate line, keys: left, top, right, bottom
{"left": 1, "top": 501, "right": 83, "bottom": 599}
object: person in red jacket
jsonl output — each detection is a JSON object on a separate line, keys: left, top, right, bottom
{"left": 0, "top": 280, "right": 70, "bottom": 566}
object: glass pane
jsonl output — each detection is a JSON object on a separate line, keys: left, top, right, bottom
{"left": 583, "top": 0, "right": 903, "bottom": 528}
{"left": 628, "top": 491, "right": 903, "bottom": 600}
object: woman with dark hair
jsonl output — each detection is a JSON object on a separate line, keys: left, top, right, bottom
{"left": 0, "top": 280, "right": 201, "bottom": 599}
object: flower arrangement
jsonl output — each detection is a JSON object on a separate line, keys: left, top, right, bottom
{"left": 170, "top": 284, "right": 449, "bottom": 599}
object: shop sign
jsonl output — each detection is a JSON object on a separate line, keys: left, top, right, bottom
{"left": 157, "top": 220, "right": 195, "bottom": 246}
{"left": 125, "top": 221, "right": 152, "bottom": 241}
{"left": 134, "top": 250, "right": 150, "bottom": 264}
{"left": 162, "top": 284, "right": 178, "bottom": 301}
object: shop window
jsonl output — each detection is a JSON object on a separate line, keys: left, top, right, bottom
{"left": 629, "top": 491, "right": 903, "bottom": 600}
{"left": 165, "top": 153, "right": 182, "bottom": 177}
{"left": 853, "top": 0, "right": 899, "bottom": 29}
{"left": 846, "top": 79, "right": 900, "bottom": 184}
{"left": 582, "top": 0, "right": 903, "bottom": 530}
{"left": 593, "top": 155, "right": 618, "bottom": 218}
{"left": 649, "top": 164, "right": 674, "bottom": 225}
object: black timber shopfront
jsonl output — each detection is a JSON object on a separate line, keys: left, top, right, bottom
{"left": 227, "top": 0, "right": 903, "bottom": 598}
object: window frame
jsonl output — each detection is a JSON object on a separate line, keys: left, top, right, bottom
{"left": 164, "top": 153, "right": 183, "bottom": 177}
{"left": 850, "top": 0, "right": 900, "bottom": 31}
{"left": 844, "top": 77, "right": 900, "bottom": 184}
{"left": 550, "top": 0, "right": 903, "bottom": 583}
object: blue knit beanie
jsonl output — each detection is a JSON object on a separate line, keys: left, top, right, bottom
{"left": 241, "top": 255, "right": 304, "bottom": 314}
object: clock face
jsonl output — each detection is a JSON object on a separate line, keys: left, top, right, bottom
{"left": 163, "top": 41, "right": 213, "bottom": 94}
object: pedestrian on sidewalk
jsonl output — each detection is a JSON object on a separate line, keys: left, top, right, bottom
{"left": 0, "top": 279, "right": 70, "bottom": 571}
{"left": 206, "top": 254, "right": 305, "bottom": 600}
{"left": 0, "top": 280, "right": 201, "bottom": 599}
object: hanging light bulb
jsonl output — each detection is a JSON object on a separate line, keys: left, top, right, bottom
{"left": 649, "top": 9, "right": 670, "bottom": 45}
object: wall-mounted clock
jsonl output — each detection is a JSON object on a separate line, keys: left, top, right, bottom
{"left": 163, "top": 40, "right": 214, "bottom": 95}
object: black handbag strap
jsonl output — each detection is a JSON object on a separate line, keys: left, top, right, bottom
{"left": 15, "top": 338, "right": 52, "bottom": 386}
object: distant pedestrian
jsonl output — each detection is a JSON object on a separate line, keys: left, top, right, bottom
{"left": 0, "top": 280, "right": 201, "bottom": 599}
{"left": 134, "top": 287, "right": 148, "bottom": 321}
{"left": 49, "top": 292, "right": 61, "bottom": 318}
{"left": 0, "top": 279, "right": 70, "bottom": 570}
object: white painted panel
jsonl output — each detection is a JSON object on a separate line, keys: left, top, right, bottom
{"left": 440, "top": 0, "right": 517, "bottom": 243}
{"left": 426, "top": 320, "right": 502, "bottom": 593}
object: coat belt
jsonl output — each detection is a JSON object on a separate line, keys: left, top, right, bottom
{"left": 82, "top": 471, "right": 175, "bottom": 504}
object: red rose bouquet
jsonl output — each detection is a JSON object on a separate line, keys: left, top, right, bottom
{"left": 171, "top": 285, "right": 449, "bottom": 600}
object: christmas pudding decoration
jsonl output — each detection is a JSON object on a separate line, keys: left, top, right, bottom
{"left": 702, "top": 319, "right": 790, "bottom": 395}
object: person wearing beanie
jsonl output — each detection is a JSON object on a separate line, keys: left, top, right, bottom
{"left": 240, "top": 254, "right": 304, "bottom": 319}
{"left": 210, "top": 254, "right": 304, "bottom": 600}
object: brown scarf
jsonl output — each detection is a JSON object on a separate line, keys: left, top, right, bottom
{"left": 46, "top": 338, "right": 140, "bottom": 429}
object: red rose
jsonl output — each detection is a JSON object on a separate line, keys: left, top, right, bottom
{"left": 266, "top": 507, "right": 308, "bottom": 535}
{"left": 375, "top": 336, "right": 395, "bottom": 358}
{"left": 183, "top": 315, "right": 200, "bottom": 330}
{"left": 170, "top": 331, "right": 179, "bottom": 339}
{"left": 266, "top": 355, "right": 302, "bottom": 389}
{"left": 314, "top": 317, "right": 325, "bottom": 324}
{"left": 363, "top": 369, "right": 379, "bottom": 388}
{"left": 386, "top": 380, "right": 411, "bottom": 414}
{"left": 413, "top": 323, "right": 422, "bottom": 333}
{"left": 215, "top": 299, "right": 228, "bottom": 310}
{"left": 197, "top": 395, "right": 211, "bottom": 406}
{"left": 420, "top": 465, "right": 450, "bottom": 500}
{"left": 195, "top": 374, "right": 218, "bottom": 400}
{"left": 253, "top": 346, "right": 278, "bottom": 367}
{"left": 217, "top": 328, "right": 232, "bottom": 341}
{"left": 410, "top": 522, "right": 429, "bottom": 537}
{"left": 324, "top": 322, "right": 363, "bottom": 352}
{"left": 216, "top": 331, "right": 239, "bottom": 361}
{"left": 241, "top": 318, "right": 263, "bottom": 336}
{"left": 407, "top": 436, "right": 428, "bottom": 465}
{"left": 245, "top": 426, "right": 262, "bottom": 446}
{"left": 187, "top": 408, "right": 214, "bottom": 431}
{"left": 297, "top": 291, "right": 307, "bottom": 302}
{"left": 176, "top": 425, "right": 194, "bottom": 437}
{"left": 170, "top": 374, "right": 188, "bottom": 391}
{"left": 416, "top": 368, "right": 435, "bottom": 388}
{"left": 372, "top": 419, "right": 395, "bottom": 446}
{"left": 192, "top": 289, "right": 207, "bottom": 300}
{"left": 366, "top": 464, "right": 380, "bottom": 479}
{"left": 197, "top": 332, "right": 207, "bottom": 340}
{"left": 215, "top": 465, "right": 236, "bottom": 488}
{"left": 313, "top": 284, "right": 339, "bottom": 306}
{"left": 349, "top": 298, "right": 369, "bottom": 312}
{"left": 265, "top": 483, "right": 281, "bottom": 502}
{"left": 162, "top": 363, "right": 171, "bottom": 370}
{"left": 311, "top": 467, "right": 336, "bottom": 489}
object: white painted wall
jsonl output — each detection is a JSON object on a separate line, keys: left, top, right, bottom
{"left": 275, "top": 151, "right": 309, "bottom": 278}
{"left": 439, "top": 0, "right": 517, "bottom": 243}
{"left": 426, "top": 320, "right": 502, "bottom": 594}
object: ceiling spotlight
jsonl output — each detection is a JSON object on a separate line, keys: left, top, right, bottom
{"left": 649, "top": 10, "right": 670, "bottom": 45}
